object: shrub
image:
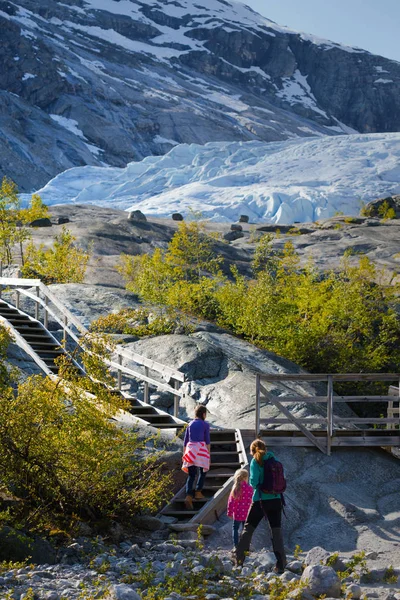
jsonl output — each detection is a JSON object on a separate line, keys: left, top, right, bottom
{"left": 378, "top": 200, "right": 396, "bottom": 220}
{"left": 120, "top": 232, "right": 400, "bottom": 381}
{"left": 0, "top": 327, "right": 171, "bottom": 531}
{"left": 90, "top": 308, "right": 192, "bottom": 337}
{"left": 21, "top": 227, "right": 91, "bottom": 283}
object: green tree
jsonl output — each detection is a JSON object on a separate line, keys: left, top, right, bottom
{"left": 165, "top": 221, "right": 222, "bottom": 281}
{"left": 0, "top": 177, "right": 49, "bottom": 265}
{"left": 21, "top": 227, "right": 91, "bottom": 283}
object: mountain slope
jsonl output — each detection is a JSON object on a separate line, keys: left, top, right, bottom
{"left": 30, "top": 133, "right": 400, "bottom": 224}
{"left": 1, "top": 0, "right": 400, "bottom": 190}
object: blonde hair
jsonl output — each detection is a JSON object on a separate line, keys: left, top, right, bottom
{"left": 250, "top": 439, "right": 266, "bottom": 466}
{"left": 231, "top": 468, "right": 249, "bottom": 499}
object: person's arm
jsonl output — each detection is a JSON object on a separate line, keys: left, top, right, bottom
{"left": 183, "top": 424, "right": 189, "bottom": 450}
{"left": 249, "top": 459, "right": 259, "bottom": 489}
{"left": 227, "top": 494, "right": 234, "bottom": 518}
{"left": 204, "top": 421, "right": 211, "bottom": 453}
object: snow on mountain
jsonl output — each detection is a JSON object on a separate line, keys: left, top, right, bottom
{"left": 1, "top": 0, "right": 400, "bottom": 191}
{"left": 31, "top": 133, "right": 400, "bottom": 224}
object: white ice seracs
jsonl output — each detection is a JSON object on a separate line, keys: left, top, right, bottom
{"left": 27, "top": 133, "right": 400, "bottom": 225}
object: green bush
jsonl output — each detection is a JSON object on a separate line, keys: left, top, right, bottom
{"left": 119, "top": 230, "right": 400, "bottom": 380}
{"left": 0, "top": 327, "right": 171, "bottom": 532}
{"left": 21, "top": 227, "right": 91, "bottom": 284}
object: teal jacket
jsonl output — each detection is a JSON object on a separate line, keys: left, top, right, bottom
{"left": 250, "top": 451, "right": 281, "bottom": 502}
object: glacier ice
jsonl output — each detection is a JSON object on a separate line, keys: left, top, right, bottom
{"left": 28, "top": 133, "right": 400, "bottom": 225}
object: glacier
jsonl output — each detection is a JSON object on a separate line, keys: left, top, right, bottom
{"left": 29, "top": 133, "right": 400, "bottom": 224}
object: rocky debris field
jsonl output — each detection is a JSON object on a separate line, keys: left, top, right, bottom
{"left": 0, "top": 527, "right": 399, "bottom": 600}
{"left": 24, "top": 205, "right": 400, "bottom": 288}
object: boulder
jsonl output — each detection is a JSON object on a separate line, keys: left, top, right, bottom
{"left": 172, "top": 213, "right": 184, "bottom": 221}
{"left": 301, "top": 565, "right": 341, "bottom": 598}
{"left": 346, "top": 584, "right": 362, "bottom": 599}
{"left": 30, "top": 217, "right": 52, "bottom": 227}
{"left": 57, "top": 216, "right": 70, "bottom": 224}
{"left": 105, "top": 584, "right": 142, "bottom": 600}
{"left": 133, "top": 516, "right": 166, "bottom": 531}
{"left": 362, "top": 195, "right": 400, "bottom": 219}
{"left": 128, "top": 210, "right": 147, "bottom": 222}
{"left": 223, "top": 230, "right": 244, "bottom": 242}
{"left": 230, "top": 224, "right": 243, "bottom": 232}
{"left": 239, "top": 215, "right": 249, "bottom": 223}
{"left": 0, "top": 526, "right": 56, "bottom": 564}
{"left": 305, "top": 546, "right": 331, "bottom": 566}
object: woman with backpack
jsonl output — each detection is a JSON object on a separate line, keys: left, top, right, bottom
{"left": 182, "top": 404, "right": 211, "bottom": 510}
{"left": 235, "top": 438, "right": 287, "bottom": 573}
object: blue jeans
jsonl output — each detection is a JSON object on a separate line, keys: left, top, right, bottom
{"left": 232, "top": 520, "right": 244, "bottom": 547}
{"left": 186, "top": 466, "right": 206, "bottom": 497}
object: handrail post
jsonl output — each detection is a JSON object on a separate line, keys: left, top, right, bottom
{"left": 144, "top": 366, "right": 149, "bottom": 403}
{"left": 16, "top": 290, "right": 20, "bottom": 310}
{"left": 397, "top": 378, "right": 400, "bottom": 431}
{"left": 44, "top": 296, "right": 48, "bottom": 329}
{"left": 327, "top": 375, "right": 334, "bottom": 455}
{"left": 35, "top": 286, "right": 40, "bottom": 320}
{"left": 173, "top": 380, "right": 179, "bottom": 418}
{"left": 117, "top": 354, "right": 122, "bottom": 390}
{"left": 63, "top": 315, "right": 67, "bottom": 344}
{"left": 255, "top": 374, "right": 261, "bottom": 438}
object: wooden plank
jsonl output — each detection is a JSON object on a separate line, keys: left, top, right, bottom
{"left": 260, "top": 395, "right": 399, "bottom": 403}
{"left": 260, "top": 418, "right": 327, "bottom": 424}
{"left": 327, "top": 375, "right": 333, "bottom": 455}
{"left": 334, "top": 417, "right": 400, "bottom": 424}
{"left": 260, "top": 373, "right": 400, "bottom": 382}
{"left": 0, "top": 277, "right": 41, "bottom": 287}
{"left": 259, "top": 383, "right": 327, "bottom": 454}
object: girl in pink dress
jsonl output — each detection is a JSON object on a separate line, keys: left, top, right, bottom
{"left": 227, "top": 468, "right": 253, "bottom": 549}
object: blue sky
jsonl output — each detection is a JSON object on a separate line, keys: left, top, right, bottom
{"left": 245, "top": 0, "right": 399, "bottom": 62}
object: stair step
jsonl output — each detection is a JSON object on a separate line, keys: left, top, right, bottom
{"left": 130, "top": 409, "right": 161, "bottom": 416}
{"left": 131, "top": 415, "right": 176, "bottom": 424}
{"left": 209, "top": 462, "right": 241, "bottom": 468}
{"left": 161, "top": 511, "right": 199, "bottom": 516}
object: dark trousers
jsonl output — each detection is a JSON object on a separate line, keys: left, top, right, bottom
{"left": 186, "top": 466, "right": 205, "bottom": 497}
{"left": 244, "top": 498, "right": 282, "bottom": 529}
{"left": 236, "top": 498, "right": 286, "bottom": 569}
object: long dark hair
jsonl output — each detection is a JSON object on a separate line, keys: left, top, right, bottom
{"left": 194, "top": 405, "right": 207, "bottom": 420}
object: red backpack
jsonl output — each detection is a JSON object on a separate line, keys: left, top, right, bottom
{"left": 259, "top": 457, "right": 287, "bottom": 495}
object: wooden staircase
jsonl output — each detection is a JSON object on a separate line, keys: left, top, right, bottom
{"left": 0, "top": 298, "right": 72, "bottom": 376}
{"left": 0, "top": 288, "right": 246, "bottom": 526}
{"left": 159, "top": 428, "right": 248, "bottom": 526}
{"left": 0, "top": 298, "right": 185, "bottom": 431}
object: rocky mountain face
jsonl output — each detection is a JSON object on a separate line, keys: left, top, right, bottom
{"left": 1, "top": 0, "right": 400, "bottom": 191}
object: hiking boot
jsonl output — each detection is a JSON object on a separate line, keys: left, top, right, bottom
{"left": 184, "top": 495, "right": 193, "bottom": 510}
{"left": 194, "top": 491, "right": 205, "bottom": 500}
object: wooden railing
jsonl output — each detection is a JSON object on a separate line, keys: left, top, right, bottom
{"left": 0, "top": 277, "right": 186, "bottom": 416}
{"left": 256, "top": 373, "right": 400, "bottom": 455}
{"left": 388, "top": 386, "right": 400, "bottom": 430}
